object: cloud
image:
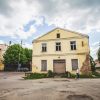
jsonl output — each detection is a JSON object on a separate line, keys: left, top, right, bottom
{"left": 0, "top": 0, "right": 100, "bottom": 40}
{"left": 23, "top": 42, "right": 32, "bottom": 49}
{"left": 0, "top": 0, "right": 41, "bottom": 39}
{"left": 90, "top": 41, "right": 100, "bottom": 59}
{"left": 0, "top": 0, "right": 13, "bottom": 17}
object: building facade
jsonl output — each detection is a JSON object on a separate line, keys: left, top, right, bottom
{"left": 0, "top": 44, "right": 8, "bottom": 71}
{"left": 32, "top": 28, "right": 90, "bottom": 73}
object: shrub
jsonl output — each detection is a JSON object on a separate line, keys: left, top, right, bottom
{"left": 24, "top": 73, "right": 47, "bottom": 79}
{"left": 47, "top": 70, "right": 54, "bottom": 78}
{"left": 92, "top": 72, "right": 100, "bottom": 78}
{"left": 61, "top": 71, "right": 71, "bottom": 78}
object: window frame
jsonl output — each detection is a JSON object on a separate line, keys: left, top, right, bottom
{"left": 55, "top": 42, "right": 61, "bottom": 51}
{"left": 82, "top": 41, "right": 84, "bottom": 47}
{"left": 41, "top": 60, "right": 47, "bottom": 71}
{"left": 57, "top": 33, "right": 60, "bottom": 38}
{"left": 71, "top": 59, "right": 78, "bottom": 70}
{"left": 42, "top": 43, "right": 47, "bottom": 52}
{"left": 70, "top": 41, "right": 76, "bottom": 50}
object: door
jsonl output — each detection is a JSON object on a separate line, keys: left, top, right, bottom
{"left": 53, "top": 60, "right": 66, "bottom": 73}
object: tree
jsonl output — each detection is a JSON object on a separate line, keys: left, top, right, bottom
{"left": 97, "top": 48, "right": 100, "bottom": 63}
{"left": 3, "top": 44, "right": 32, "bottom": 71}
{"left": 24, "top": 48, "right": 32, "bottom": 63}
{"left": 90, "top": 55, "right": 96, "bottom": 72}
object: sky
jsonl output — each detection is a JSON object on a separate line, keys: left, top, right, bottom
{"left": 0, "top": 0, "right": 100, "bottom": 59}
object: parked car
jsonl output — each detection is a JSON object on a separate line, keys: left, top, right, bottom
{"left": 17, "top": 67, "right": 29, "bottom": 72}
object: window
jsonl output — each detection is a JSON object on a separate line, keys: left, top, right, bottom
{"left": 41, "top": 60, "right": 47, "bottom": 71}
{"left": 82, "top": 41, "right": 84, "bottom": 47}
{"left": 56, "top": 42, "right": 61, "bottom": 51}
{"left": 70, "top": 41, "right": 76, "bottom": 50}
{"left": 71, "top": 59, "right": 78, "bottom": 70}
{"left": 42, "top": 43, "right": 47, "bottom": 52}
{"left": 57, "top": 33, "right": 60, "bottom": 38}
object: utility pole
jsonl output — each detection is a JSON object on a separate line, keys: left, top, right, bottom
{"left": 9, "top": 41, "right": 12, "bottom": 46}
{"left": 17, "top": 40, "right": 23, "bottom": 71}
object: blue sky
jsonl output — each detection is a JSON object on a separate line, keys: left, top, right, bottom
{"left": 0, "top": 0, "right": 100, "bottom": 59}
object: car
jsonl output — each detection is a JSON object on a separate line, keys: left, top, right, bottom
{"left": 17, "top": 67, "right": 29, "bottom": 72}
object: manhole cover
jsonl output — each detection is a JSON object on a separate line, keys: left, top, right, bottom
{"left": 67, "top": 95, "right": 93, "bottom": 100}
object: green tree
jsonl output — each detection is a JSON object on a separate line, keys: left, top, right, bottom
{"left": 3, "top": 44, "right": 32, "bottom": 71}
{"left": 24, "top": 48, "right": 32, "bottom": 63}
{"left": 3, "top": 44, "right": 28, "bottom": 65}
{"left": 90, "top": 55, "right": 96, "bottom": 72}
{"left": 97, "top": 48, "right": 100, "bottom": 63}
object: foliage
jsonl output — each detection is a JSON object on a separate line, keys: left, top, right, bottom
{"left": 61, "top": 71, "right": 71, "bottom": 78}
{"left": 47, "top": 70, "right": 54, "bottom": 78}
{"left": 24, "top": 48, "right": 32, "bottom": 63}
{"left": 97, "top": 48, "right": 100, "bottom": 63}
{"left": 24, "top": 73, "right": 47, "bottom": 79}
{"left": 96, "top": 67, "right": 100, "bottom": 70}
{"left": 70, "top": 72, "right": 100, "bottom": 78}
{"left": 90, "top": 55, "right": 96, "bottom": 72}
{"left": 3, "top": 44, "right": 32, "bottom": 70}
{"left": 92, "top": 72, "right": 100, "bottom": 78}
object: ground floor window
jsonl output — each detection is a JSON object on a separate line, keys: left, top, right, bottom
{"left": 71, "top": 59, "right": 78, "bottom": 70}
{"left": 41, "top": 60, "right": 47, "bottom": 71}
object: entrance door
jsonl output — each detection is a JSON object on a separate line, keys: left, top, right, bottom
{"left": 53, "top": 60, "right": 66, "bottom": 73}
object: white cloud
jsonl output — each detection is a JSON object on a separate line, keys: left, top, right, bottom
{"left": 0, "top": 0, "right": 41, "bottom": 39}
{"left": 23, "top": 42, "right": 32, "bottom": 49}
{"left": 90, "top": 41, "right": 100, "bottom": 59}
{"left": 0, "top": 0, "right": 100, "bottom": 60}
{"left": 0, "top": 0, "right": 100, "bottom": 40}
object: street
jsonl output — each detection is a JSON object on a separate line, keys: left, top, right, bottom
{"left": 0, "top": 72, "right": 100, "bottom": 100}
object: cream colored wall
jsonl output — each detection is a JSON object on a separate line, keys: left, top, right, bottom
{"left": 0, "top": 44, "right": 8, "bottom": 71}
{"left": 33, "top": 37, "right": 89, "bottom": 56}
{"left": 0, "top": 63, "right": 4, "bottom": 71}
{"left": 36, "top": 28, "right": 87, "bottom": 41}
{"left": 32, "top": 54, "right": 86, "bottom": 73}
{"left": 32, "top": 28, "right": 89, "bottom": 73}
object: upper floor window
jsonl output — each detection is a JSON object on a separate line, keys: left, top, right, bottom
{"left": 57, "top": 33, "right": 60, "bottom": 38}
{"left": 82, "top": 41, "right": 84, "bottom": 47}
{"left": 70, "top": 41, "right": 76, "bottom": 50}
{"left": 42, "top": 43, "right": 47, "bottom": 52}
{"left": 56, "top": 42, "right": 61, "bottom": 51}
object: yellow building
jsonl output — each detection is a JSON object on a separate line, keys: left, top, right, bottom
{"left": 32, "top": 28, "right": 90, "bottom": 73}
{"left": 0, "top": 44, "right": 8, "bottom": 71}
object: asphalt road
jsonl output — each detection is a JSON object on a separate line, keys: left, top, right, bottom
{"left": 0, "top": 72, "right": 100, "bottom": 100}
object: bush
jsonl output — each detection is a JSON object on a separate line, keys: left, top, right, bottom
{"left": 80, "top": 74, "right": 93, "bottom": 78}
{"left": 70, "top": 72, "right": 100, "bottom": 78}
{"left": 92, "top": 72, "right": 100, "bottom": 78}
{"left": 47, "top": 70, "right": 54, "bottom": 78}
{"left": 61, "top": 71, "right": 71, "bottom": 78}
{"left": 96, "top": 67, "right": 100, "bottom": 70}
{"left": 24, "top": 73, "right": 47, "bottom": 79}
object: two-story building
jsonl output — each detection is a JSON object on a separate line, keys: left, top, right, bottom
{"left": 0, "top": 44, "right": 8, "bottom": 71}
{"left": 32, "top": 28, "right": 90, "bottom": 73}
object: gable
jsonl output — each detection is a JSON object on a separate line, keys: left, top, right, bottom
{"left": 33, "top": 28, "right": 88, "bottom": 42}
